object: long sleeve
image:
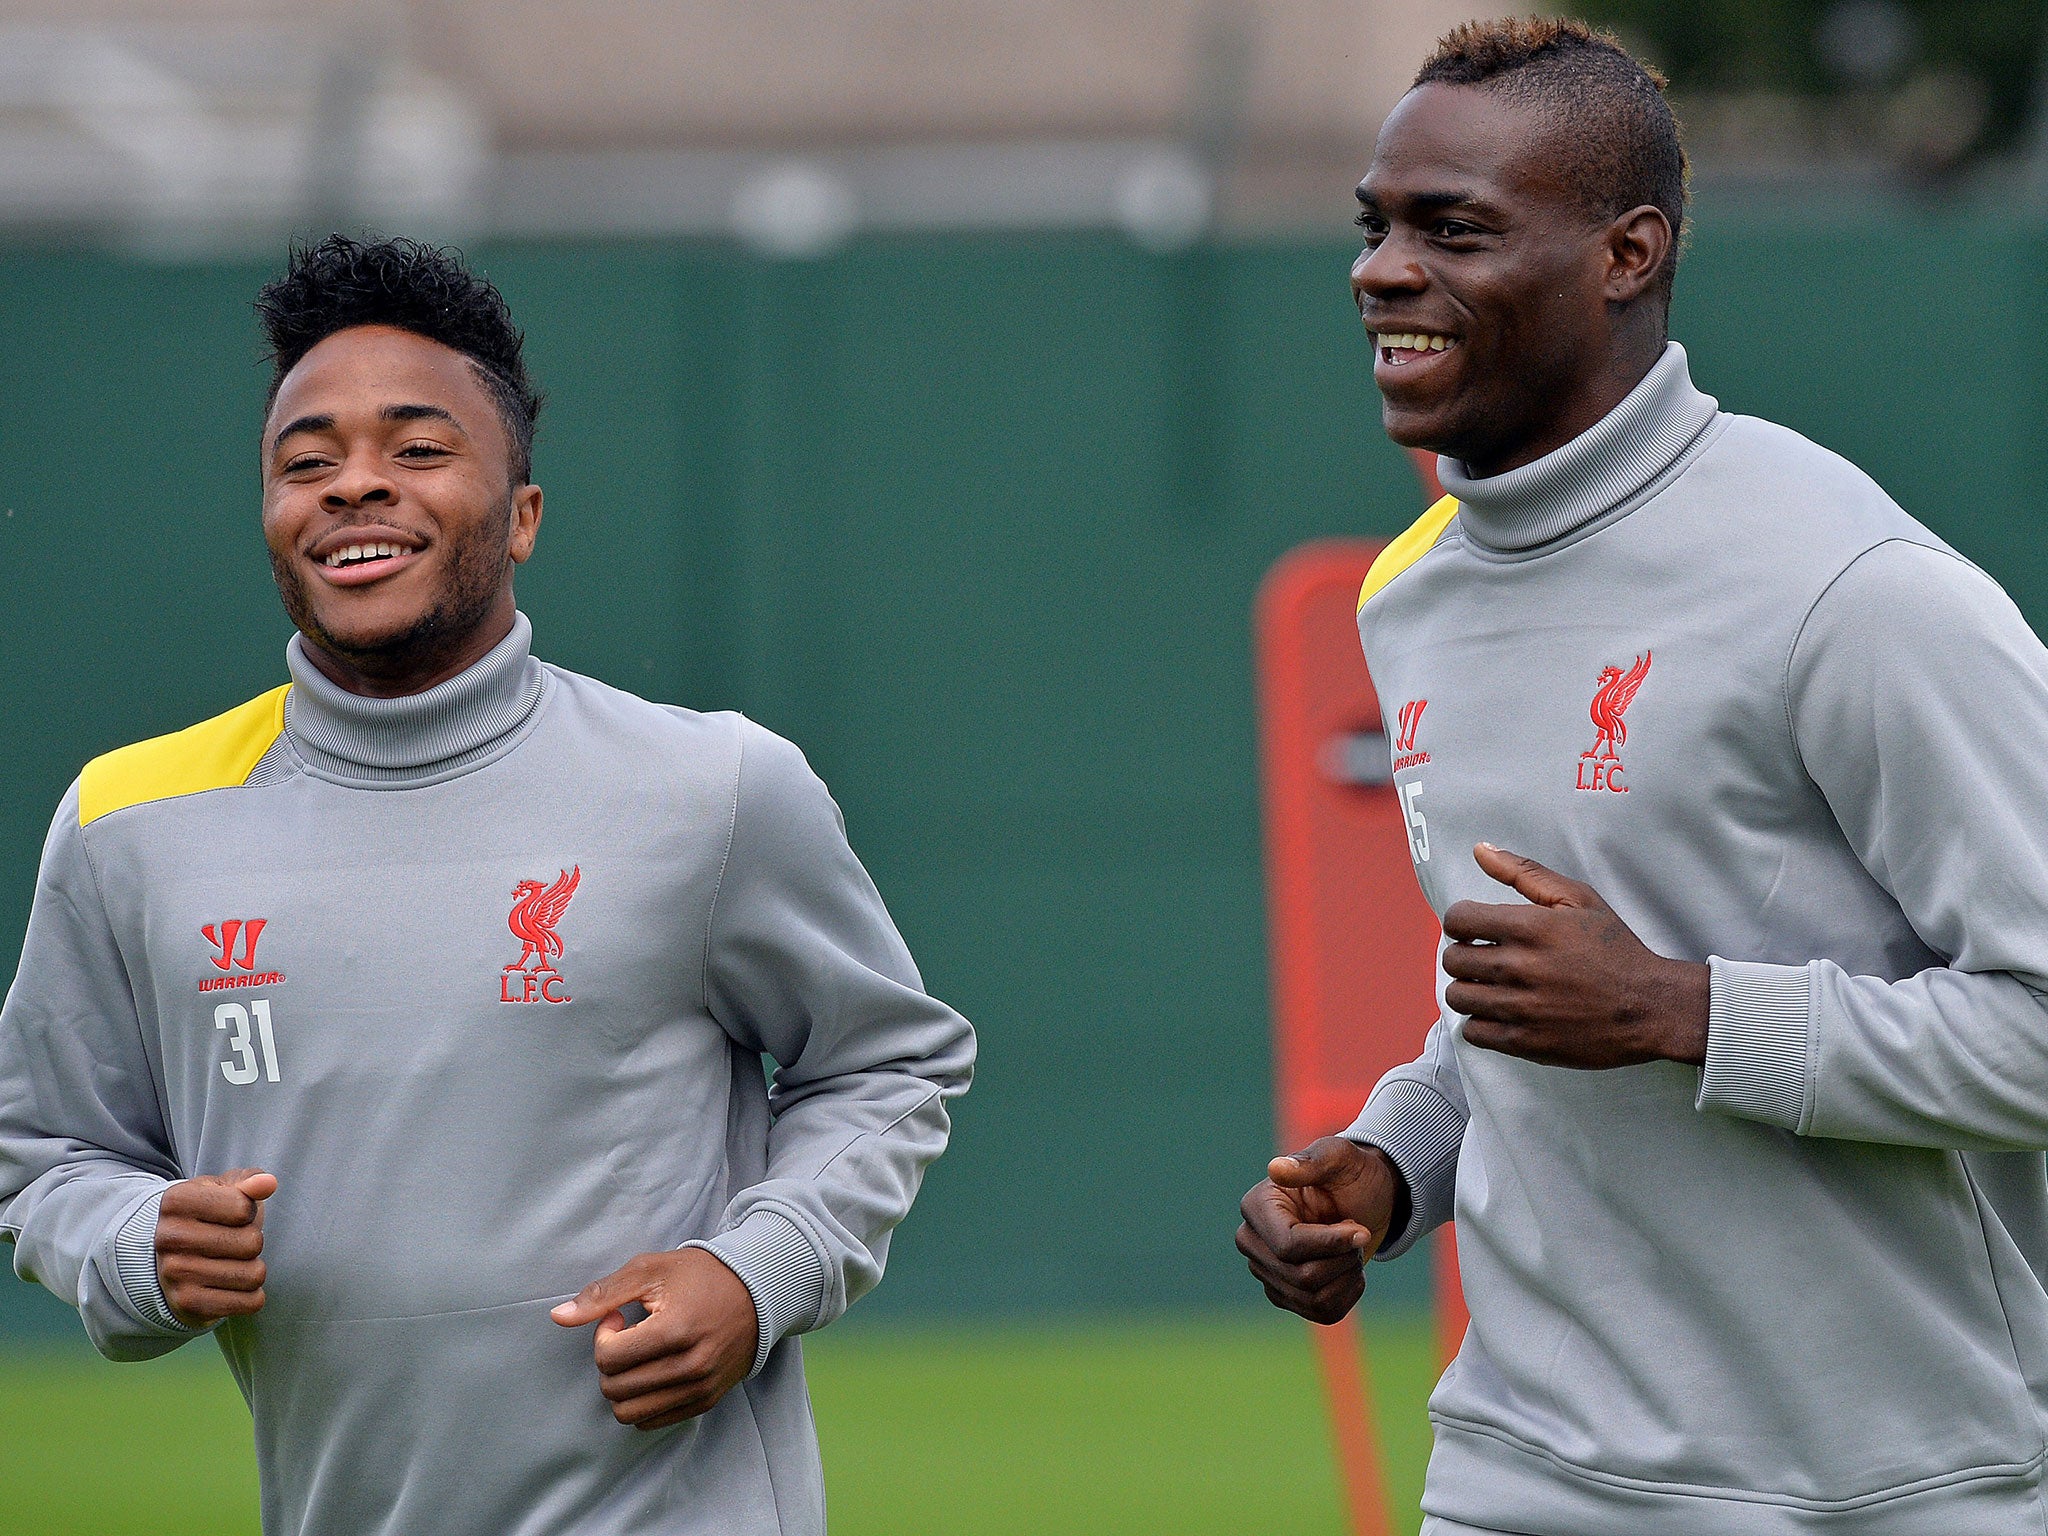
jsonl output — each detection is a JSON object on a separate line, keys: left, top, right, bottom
{"left": 1340, "top": 946, "right": 1467, "bottom": 1259}
{"left": 1698, "top": 538, "right": 2048, "bottom": 1149}
{"left": 0, "top": 786, "right": 199, "bottom": 1359}
{"left": 690, "top": 723, "right": 974, "bottom": 1372}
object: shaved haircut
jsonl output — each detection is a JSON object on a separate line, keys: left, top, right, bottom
{"left": 1415, "top": 17, "right": 1688, "bottom": 296}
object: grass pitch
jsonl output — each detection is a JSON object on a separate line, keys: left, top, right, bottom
{"left": 0, "top": 1309, "right": 1439, "bottom": 1535}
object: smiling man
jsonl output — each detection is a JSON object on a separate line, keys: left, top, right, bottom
{"left": 0, "top": 236, "right": 974, "bottom": 1536}
{"left": 1239, "top": 18, "right": 2048, "bottom": 1536}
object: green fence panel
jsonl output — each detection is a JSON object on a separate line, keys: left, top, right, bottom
{"left": 0, "top": 222, "right": 2040, "bottom": 1329}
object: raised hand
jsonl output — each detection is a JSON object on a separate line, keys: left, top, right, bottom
{"left": 1445, "top": 842, "right": 1709, "bottom": 1069}
{"left": 156, "top": 1168, "right": 277, "bottom": 1327}
{"left": 551, "top": 1249, "right": 759, "bottom": 1430}
{"left": 1237, "top": 1136, "right": 1404, "bottom": 1325}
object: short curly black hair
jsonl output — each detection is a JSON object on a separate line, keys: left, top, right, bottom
{"left": 255, "top": 235, "right": 544, "bottom": 483}
{"left": 1415, "top": 18, "right": 1687, "bottom": 296}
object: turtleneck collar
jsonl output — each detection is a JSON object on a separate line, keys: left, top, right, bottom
{"left": 283, "top": 612, "right": 549, "bottom": 787}
{"left": 1438, "top": 341, "right": 1722, "bottom": 556}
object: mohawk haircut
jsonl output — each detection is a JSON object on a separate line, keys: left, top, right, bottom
{"left": 256, "top": 235, "right": 544, "bottom": 483}
{"left": 1415, "top": 17, "right": 1688, "bottom": 294}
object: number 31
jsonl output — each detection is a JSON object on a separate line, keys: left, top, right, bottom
{"left": 215, "top": 1000, "right": 281, "bottom": 1084}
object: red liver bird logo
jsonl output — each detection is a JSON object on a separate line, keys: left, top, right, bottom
{"left": 505, "top": 866, "right": 580, "bottom": 976}
{"left": 1576, "top": 652, "right": 1651, "bottom": 794}
{"left": 1585, "top": 652, "right": 1651, "bottom": 761}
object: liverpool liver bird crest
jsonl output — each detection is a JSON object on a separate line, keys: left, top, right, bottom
{"left": 1585, "top": 652, "right": 1651, "bottom": 761}
{"left": 505, "top": 866, "right": 580, "bottom": 974}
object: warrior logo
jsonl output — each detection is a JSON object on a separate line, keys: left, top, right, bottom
{"left": 199, "top": 919, "right": 285, "bottom": 993}
{"left": 502, "top": 866, "right": 580, "bottom": 1004}
{"left": 204, "top": 919, "right": 266, "bottom": 971}
{"left": 1392, "top": 699, "right": 1430, "bottom": 772}
{"left": 1577, "top": 652, "right": 1651, "bottom": 793}
{"left": 1394, "top": 699, "right": 1427, "bottom": 753}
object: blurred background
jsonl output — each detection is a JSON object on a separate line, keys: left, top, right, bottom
{"left": 3, "top": 2, "right": 2046, "bottom": 1533}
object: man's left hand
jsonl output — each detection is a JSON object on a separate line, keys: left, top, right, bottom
{"left": 551, "top": 1249, "right": 759, "bottom": 1430}
{"left": 1444, "top": 842, "right": 1709, "bottom": 1070}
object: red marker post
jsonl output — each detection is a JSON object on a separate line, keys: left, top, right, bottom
{"left": 1253, "top": 449, "right": 1466, "bottom": 1536}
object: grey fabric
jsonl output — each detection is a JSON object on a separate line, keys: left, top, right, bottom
{"left": 282, "top": 612, "right": 548, "bottom": 785}
{"left": 1699, "top": 957, "right": 1812, "bottom": 1129}
{"left": 110, "top": 1191, "right": 189, "bottom": 1334}
{"left": 0, "top": 619, "right": 974, "bottom": 1536}
{"left": 1437, "top": 342, "right": 1720, "bottom": 555}
{"left": 684, "top": 1210, "right": 826, "bottom": 1378}
{"left": 1347, "top": 350, "right": 2048, "bottom": 1533}
{"left": 1341, "top": 955, "right": 1464, "bottom": 1261}
{"left": 240, "top": 733, "right": 298, "bottom": 790}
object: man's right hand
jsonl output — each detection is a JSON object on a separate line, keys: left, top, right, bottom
{"left": 155, "top": 1168, "right": 276, "bottom": 1327}
{"left": 1237, "top": 1137, "right": 1403, "bottom": 1325}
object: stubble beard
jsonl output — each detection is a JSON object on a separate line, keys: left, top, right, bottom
{"left": 270, "top": 496, "right": 515, "bottom": 669}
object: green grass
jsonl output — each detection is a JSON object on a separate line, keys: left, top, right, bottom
{"left": 0, "top": 1346, "right": 261, "bottom": 1534}
{"left": 0, "top": 1309, "right": 1440, "bottom": 1535}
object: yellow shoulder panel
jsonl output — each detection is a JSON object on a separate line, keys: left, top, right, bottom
{"left": 1358, "top": 495, "right": 1460, "bottom": 613}
{"left": 79, "top": 685, "right": 291, "bottom": 827}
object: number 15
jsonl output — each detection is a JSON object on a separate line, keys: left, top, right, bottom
{"left": 1401, "top": 781, "right": 1430, "bottom": 864}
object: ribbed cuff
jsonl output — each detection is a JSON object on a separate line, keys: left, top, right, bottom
{"left": 110, "top": 1192, "right": 192, "bottom": 1334}
{"left": 1697, "top": 957, "right": 1813, "bottom": 1132}
{"left": 684, "top": 1210, "right": 827, "bottom": 1377}
{"left": 1342, "top": 1080, "right": 1464, "bottom": 1262}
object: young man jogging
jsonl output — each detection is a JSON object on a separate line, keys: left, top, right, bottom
{"left": 1240, "top": 19, "right": 2048, "bottom": 1535}
{"left": 0, "top": 236, "right": 974, "bottom": 1536}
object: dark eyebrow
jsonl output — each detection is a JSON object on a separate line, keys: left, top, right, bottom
{"left": 271, "top": 413, "right": 334, "bottom": 450}
{"left": 271, "top": 402, "right": 466, "bottom": 457}
{"left": 383, "top": 403, "right": 463, "bottom": 429}
{"left": 1356, "top": 186, "right": 1495, "bottom": 218}
{"left": 1406, "top": 190, "right": 1487, "bottom": 215}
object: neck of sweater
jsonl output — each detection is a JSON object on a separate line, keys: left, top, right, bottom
{"left": 283, "top": 613, "right": 548, "bottom": 786}
{"left": 1438, "top": 342, "right": 1720, "bottom": 555}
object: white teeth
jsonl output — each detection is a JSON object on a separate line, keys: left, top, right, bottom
{"left": 324, "top": 541, "right": 408, "bottom": 568}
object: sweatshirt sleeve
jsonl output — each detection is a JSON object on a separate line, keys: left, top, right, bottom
{"left": 1340, "top": 947, "right": 1466, "bottom": 1260}
{"left": 0, "top": 785, "right": 201, "bottom": 1359}
{"left": 689, "top": 723, "right": 974, "bottom": 1373}
{"left": 1697, "top": 538, "right": 2048, "bottom": 1149}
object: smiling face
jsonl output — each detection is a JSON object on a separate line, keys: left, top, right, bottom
{"left": 261, "top": 325, "right": 542, "bottom": 695}
{"left": 1351, "top": 82, "right": 1671, "bottom": 476}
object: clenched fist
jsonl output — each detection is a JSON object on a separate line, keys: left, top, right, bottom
{"left": 156, "top": 1168, "right": 276, "bottom": 1327}
{"left": 1238, "top": 1137, "right": 1405, "bottom": 1325}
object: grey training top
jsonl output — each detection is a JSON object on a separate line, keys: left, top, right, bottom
{"left": 0, "top": 615, "right": 975, "bottom": 1536}
{"left": 1348, "top": 344, "right": 2048, "bottom": 1534}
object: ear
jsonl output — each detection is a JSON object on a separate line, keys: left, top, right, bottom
{"left": 1602, "top": 205, "right": 1672, "bottom": 307}
{"left": 509, "top": 482, "right": 543, "bottom": 565}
